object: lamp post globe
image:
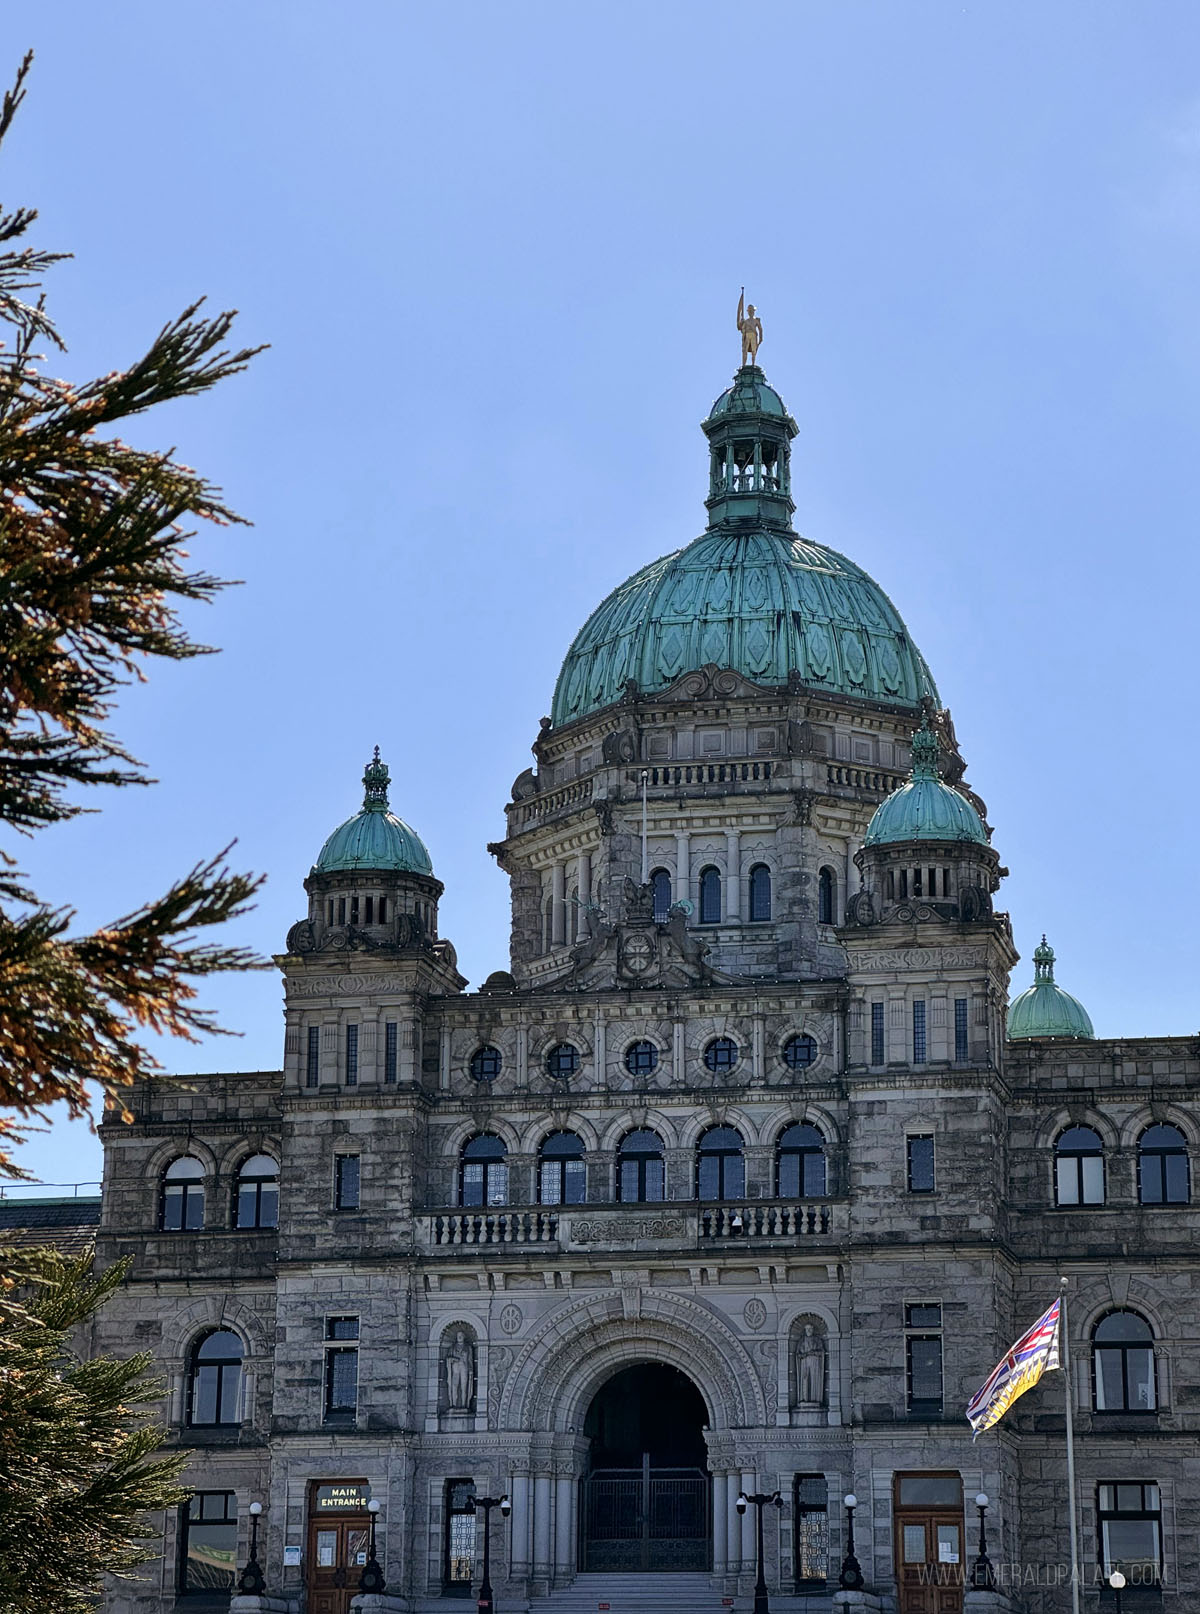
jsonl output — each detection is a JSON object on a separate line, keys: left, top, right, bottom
{"left": 971, "top": 1492, "right": 995, "bottom": 1590}
{"left": 1108, "top": 1569, "right": 1126, "bottom": 1613}
{"left": 838, "top": 1494, "right": 864, "bottom": 1591}
{"left": 358, "top": 1498, "right": 386, "bottom": 1595}
{"left": 238, "top": 1501, "right": 266, "bottom": 1596}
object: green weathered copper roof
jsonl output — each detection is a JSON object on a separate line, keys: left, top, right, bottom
{"left": 550, "top": 361, "right": 937, "bottom": 729}
{"left": 707, "top": 367, "right": 790, "bottom": 419}
{"left": 861, "top": 720, "right": 987, "bottom": 846}
{"left": 313, "top": 749, "right": 433, "bottom": 877}
{"left": 1007, "top": 936, "right": 1094, "bottom": 1040}
{"left": 551, "top": 532, "right": 938, "bottom": 727}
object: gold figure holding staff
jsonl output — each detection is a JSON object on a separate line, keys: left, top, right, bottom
{"left": 737, "top": 288, "right": 763, "bottom": 366}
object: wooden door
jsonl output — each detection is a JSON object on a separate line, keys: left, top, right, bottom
{"left": 894, "top": 1474, "right": 964, "bottom": 1614}
{"left": 306, "top": 1514, "right": 371, "bottom": 1614}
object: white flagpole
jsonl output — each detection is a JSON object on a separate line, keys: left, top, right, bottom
{"left": 1061, "top": 1277, "right": 1081, "bottom": 1614}
{"left": 640, "top": 769, "right": 649, "bottom": 885}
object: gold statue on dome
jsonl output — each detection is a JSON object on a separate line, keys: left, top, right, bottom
{"left": 737, "top": 288, "right": 763, "bottom": 366}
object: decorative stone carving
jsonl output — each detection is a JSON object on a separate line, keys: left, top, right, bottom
{"left": 285, "top": 919, "right": 316, "bottom": 953}
{"left": 743, "top": 1297, "right": 767, "bottom": 1331}
{"left": 602, "top": 729, "right": 638, "bottom": 765}
{"left": 511, "top": 767, "right": 539, "bottom": 802}
{"left": 499, "top": 1303, "right": 523, "bottom": 1335}
{"left": 845, "top": 889, "right": 875, "bottom": 928}
{"left": 847, "top": 947, "right": 984, "bottom": 973}
{"left": 569, "top": 1215, "right": 687, "bottom": 1243}
{"left": 445, "top": 1329, "right": 476, "bottom": 1411}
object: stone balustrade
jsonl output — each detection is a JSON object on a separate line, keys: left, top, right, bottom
{"left": 421, "top": 1199, "right": 842, "bottom": 1253}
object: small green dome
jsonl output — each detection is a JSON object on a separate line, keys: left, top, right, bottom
{"left": 314, "top": 750, "right": 433, "bottom": 877}
{"left": 706, "top": 365, "right": 790, "bottom": 420}
{"left": 1007, "top": 936, "right": 1094, "bottom": 1040}
{"left": 862, "top": 722, "right": 988, "bottom": 847}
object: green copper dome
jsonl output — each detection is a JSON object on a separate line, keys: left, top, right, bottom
{"left": 1007, "top": 937, "right": 1094, "bottom": 1040}
{"left": 862, "top": 721, "right": 988, "bottom": 847}
{"left": 550, "top": 362, "right": 937, "bottom": 729}
{"left": 314, "top": 750, "right": 434, "bottom": 877}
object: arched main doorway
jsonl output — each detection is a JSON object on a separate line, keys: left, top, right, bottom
{"left": 580, "top": 1363, "right": 711, "bottom": 1572}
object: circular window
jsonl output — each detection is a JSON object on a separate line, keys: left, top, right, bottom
{"left": 782, "top": 1034, "right": 818, "bottom": 1071}
{"left": 703, "top": 1037, "right": 740, "bottom": 1073}
{"left": 469, "top": 1045, "right": 502, "bottom": 1083}
{"left": 545, "top": 1042, "right": 579, "bottom": 1080}
{"left": 625, "top": 1039, "right": 659, "bottom": 1076}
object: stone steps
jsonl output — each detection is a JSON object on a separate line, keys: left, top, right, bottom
{"left": 525, "top": 1574, "right": 835, "bottom": 1613}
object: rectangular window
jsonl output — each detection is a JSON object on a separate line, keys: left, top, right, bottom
{"left": 906, "top": 1303, "right": 943, "bottom": 1418}
{"left": 349, "top": 896, "right": 359, "bottom": 926}
{"left": 871, "top": 1002, "right": 885, "bottom": 1065}
{"left": 337, "top": 897, "right": 346, "bottom": 925}
{"left": 324, "top": 1317, "right": 359, "bottom": 1420}
{"left": 379, "top": 896, "right": 388, "bottom": 922}
{"left": 384, "top": 1022, "right": 398, "bottom": 1083}
{"left": 907, "top": 1135, "right": 936, "bottom": 1193}
{"left": 365, "top": 896, "right": 374, "bottom": 925}
{"left": 912, "top": 1000, "right": 927, "bottom": 1064}
{"left": 335, "top": 1154, "right": 360, "bottom": 1210}
{"left": 345, "top": 1025, "right": 358, "bottom": 1086}
{"left": 1098, "top": 1482, "right": 1161, "bottom": 1583}
{"left": 794, "top": 1474, "right": 828, "bottom": 1588}
{"left": 306, "top": 1025, "right": 320, "bottom": 1088}
{"left": 179, "top": 1491, "right": 237, "bottom": 1596}
{"left": 444, "top": 1479, "right": 477, "bottom": 1589}
{"left": 954, "top": 998, "right": 969, "bottom": 1062}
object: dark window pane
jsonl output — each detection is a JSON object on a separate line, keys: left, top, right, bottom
{"left": 782, "top": 1034, "right": 817, "bottom": 1070}
{"left": 651, "top": 869, "right": 672, "bottom": 922}
{"left": 236, "top": 1185, "right": 258, "bottom": 1228}
{"left": 470, "top": 1045, "right": 502, "bottom": 1082}
{"left": 336, "top": 1155, "right": 360, "bottom": 1210}
{"left": 871, "top": 1002, "right": 885, "bottom": 1064}
{"left": 258, "top": 1185, "right": 278, "bottom": 1229}
{"left": 699, "top": 867, "right": 721, "bottom": 924}
{"left": 384, "top": 1021, "right": 398, "bottom": 1082}
{"left": 778, "top": 1153, "right": 799, "bottom": 1198}
{"left": 163, "top": 1186, "right": 183, "bottom": 1231}
{"left": 908, "top": 1136, "right": 935, "bottom": 1193}
{"left": 327, "top": 1316, "right": 359, "bottom": 1340}
{"left": 1164, "top": 1152, "right": 1189, "bottom": 1202}
{"left": 218, "top": 1366, "right": 241, "bottom": 1424}
{"left": 906, "top": 1304, "right": 942, "bottom": 1328}
{"left": 749, "top": 864, "right": 772, "bottom": 921}
{"left": 563, "top": 1158, "right": 586, "bottom": 1204}
{"left": 802, "top": 1151, "right": 826, "bottom": 1197}
{"left": 704, "top": 1037, "right": 738, "bottom": 1072}
{"left": 643, "top": 1158, "right": 664, "bottom": 1201}
{"left": 462, "top": 1163, "right": 484, "bottom": 1207}
{"left": 908, "top": 1337, "right": 943, "bottom": 1405}
{"left": 698, "top": 1155, "right": 720, "bottom": 1200}
{"left": 954, "top": 998, "right": 969, "bottom": 1061}
{"left": 546, "top": 1042, "right": 579, "bottom": 1079}
{"left": 625, "top": 1040, "right": 658, "bottom": 1074}
{"left": 326, "top": 1348, "right": 358, "bottom": 1412}
{"left": 818, "top": 868, "right": 833, "bottom": 924}
{"left": 193, "top": 1367, "right": 219, "bottom": 1425}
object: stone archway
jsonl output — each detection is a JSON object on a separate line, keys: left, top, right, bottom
{"left": 579, "top": 1361, "right": 711, "bottom": 1572}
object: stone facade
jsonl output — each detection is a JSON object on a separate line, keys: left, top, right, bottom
{"left": 84, "top": 362, "right": 1199, "bottom": 1614}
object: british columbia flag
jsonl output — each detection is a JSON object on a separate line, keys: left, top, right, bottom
{"left": 966, "top": 1298, "right": 1062, "bottom": 1437}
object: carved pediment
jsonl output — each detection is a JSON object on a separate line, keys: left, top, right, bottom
{"left": 660, "top": 662, "right": 775, "bottom": 704}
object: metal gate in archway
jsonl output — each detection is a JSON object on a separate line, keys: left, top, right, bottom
{"left": 581, "top": 1457, "right": 711, "bottom": 1572}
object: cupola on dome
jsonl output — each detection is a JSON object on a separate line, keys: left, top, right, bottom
{"left": 313, "top": 749, "right": 433, "bottom": 876}
{"left": 1007, "top": 937, "right": 1094, "bottom": 1040}
{"left": 862, "top": 721, "right": 988, "bottom": 847}
{"left": 550, "top": 359, "right": 937, "bottom": 729}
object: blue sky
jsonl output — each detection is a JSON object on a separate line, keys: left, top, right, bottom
{"left": 5, "top": 2, "right": 1200, "bottom": 1186}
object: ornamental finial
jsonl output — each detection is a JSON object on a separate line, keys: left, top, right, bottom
{"left": 737, "top": 288, "right": 763, "bottom": 367}
{"left": 362, "top": 747, "right": 390, "bottom": 812}
{"left": 909, "top": 717, "right": 940, "bottom": 780}
{"left": 1033, "top": 934, "right": 1056, "bottom": 981}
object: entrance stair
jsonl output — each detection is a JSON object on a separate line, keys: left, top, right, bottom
{"left": 529, "top": 1574, "right": 834, "bottom": 1613}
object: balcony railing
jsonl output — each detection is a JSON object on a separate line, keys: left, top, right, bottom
{"left": 421, "top": 1199, "right": 842, "bottom": 1253}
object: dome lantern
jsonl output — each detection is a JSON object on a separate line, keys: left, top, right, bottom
{"left": 701, "top": 363, "right": 799, "bottom": 530}
{"left": 313, "top": 749, "right": 434, "bottom": 877}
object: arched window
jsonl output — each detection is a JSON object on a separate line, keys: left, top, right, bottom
{"left": 1139, "top": 1124, "right": 1189, "bottom": 1205}
{"left": 697, "top": 1126, "right": 745, "bottom": 1200}
{"left": 460, "top": 1135, "right": 508, "bottom": 1207}
{"left": 818, "top": 867, "right": 835, "bottom": 925}
{"left": 749, "top": 864, "right": 772, "bottom": 922}
{"left": 187, "top": 1330, "right": 243, "bottom": 1427}
{"left": 161, "top": 1156, "right": 205, "bottom": 1232}
{"left": 539, "top": 1131, "right": 585, "bottom": 1205}
{"left": 618, "top": 1130, "right": 665, "bottom": 1203}
{"left": 1093, "top": 1312, "right": 1157, "bottom": 1412}
{"left": 650, "top": 868, "right": 672, "bottom": 923}
{"left": 235, "top": 1154, "right": 278, "bottom": 1229}
{"left": 1055, "top": 1126, "right": 1105, "bottom": 1206}
{"left": 545, "top": 1042, "right": 579, "bottom": 1080}
{"left": 699, "top": 866, "right": 721, "bottom": 925}
{"left": 777, "top": 1123, "right": 827, "bottom": 1198}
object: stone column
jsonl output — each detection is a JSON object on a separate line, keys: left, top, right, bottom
{"left": 712, "top": 1473, "right": 727, "bottom": 1573}
{"left": 533, "top": 1470, "right": 552, "bottom": 1583}
{"left": 551, "top": 863, "right": 566, "bottom": 947}
{"left": 575, "top": 850, "right": 591, "bottom": 941}
{"left": 509, "top": 1472, "right": 532, "bottom": 1578}
{"left": 725, "top": 828, "right": 741, "bottom": 921}
{"left": 675, "top": 831, "right": 691, "bottom": 905}
{"left": 553, "top": 1473, "right": 574, "bottom": 1580}
{"left": 725, "top": 1473, "right": 742, "bottom": 1572}
{"left": 740, "top": 1467, "right": 756, "bottom": 1569}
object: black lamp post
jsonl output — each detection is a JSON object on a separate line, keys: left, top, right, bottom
{"left": 736, "top": 1489, "right": 782, "bottom": 1614}
{"left": 1108, "top": 1569, "right": 1126, "bottom": 1613}
{"left": 971, "top": 1492, "right": 995, "bottom": 1590}
{"left": 237, "top": 1501, "right": 266, "bottom": 1596}
{"left": 470, "top": 1492, "right": 510, "bottom": 1614}
{"left": 358, "top": 1499, "right": 386, "bottom": 1595}
{"left": 838, "top": 1492, "right": 865, "bottom": 1591}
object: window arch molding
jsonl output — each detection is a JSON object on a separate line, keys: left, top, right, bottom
{"left": 160, "top": 1296, "right": 267, "bottom": 1370}
{"left": 517, "top": 1111, "right": 600, "bottom": 1155}
{"left": 439, "top": 1116, "right": 522, "bottom": 1161}
{"left": 529, "top": 1029, "right": 593, "bottom": 1066}
{"left": 678, "top": 1104, "right": 757, "bottom": 1151}
{"left": 1034, "top": 1108, "right": 1119, "bottom": 1154}
{"left": 1117, "top": 1104, "right": 1193, "bottom": 1149}
{"left": 756, "top": 1102, "right": 841, "bottom": 1152}
{"left": 597, "top": 1108, "right": 679, "bottom": 1153}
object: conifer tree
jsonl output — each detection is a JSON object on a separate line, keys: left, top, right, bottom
{"left": 0, "top": 1249, "right": 187, "bottom": 1613}
{"left": 0, "top": 52, "right": 266, "bottom": 1177}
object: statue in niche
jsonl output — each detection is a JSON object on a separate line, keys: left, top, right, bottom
{"left": 796, "top": 1323, "right": 826, "bottom": 1407}
{"left": 445, "top": 1329, "right": 475, "bottom": 1411}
